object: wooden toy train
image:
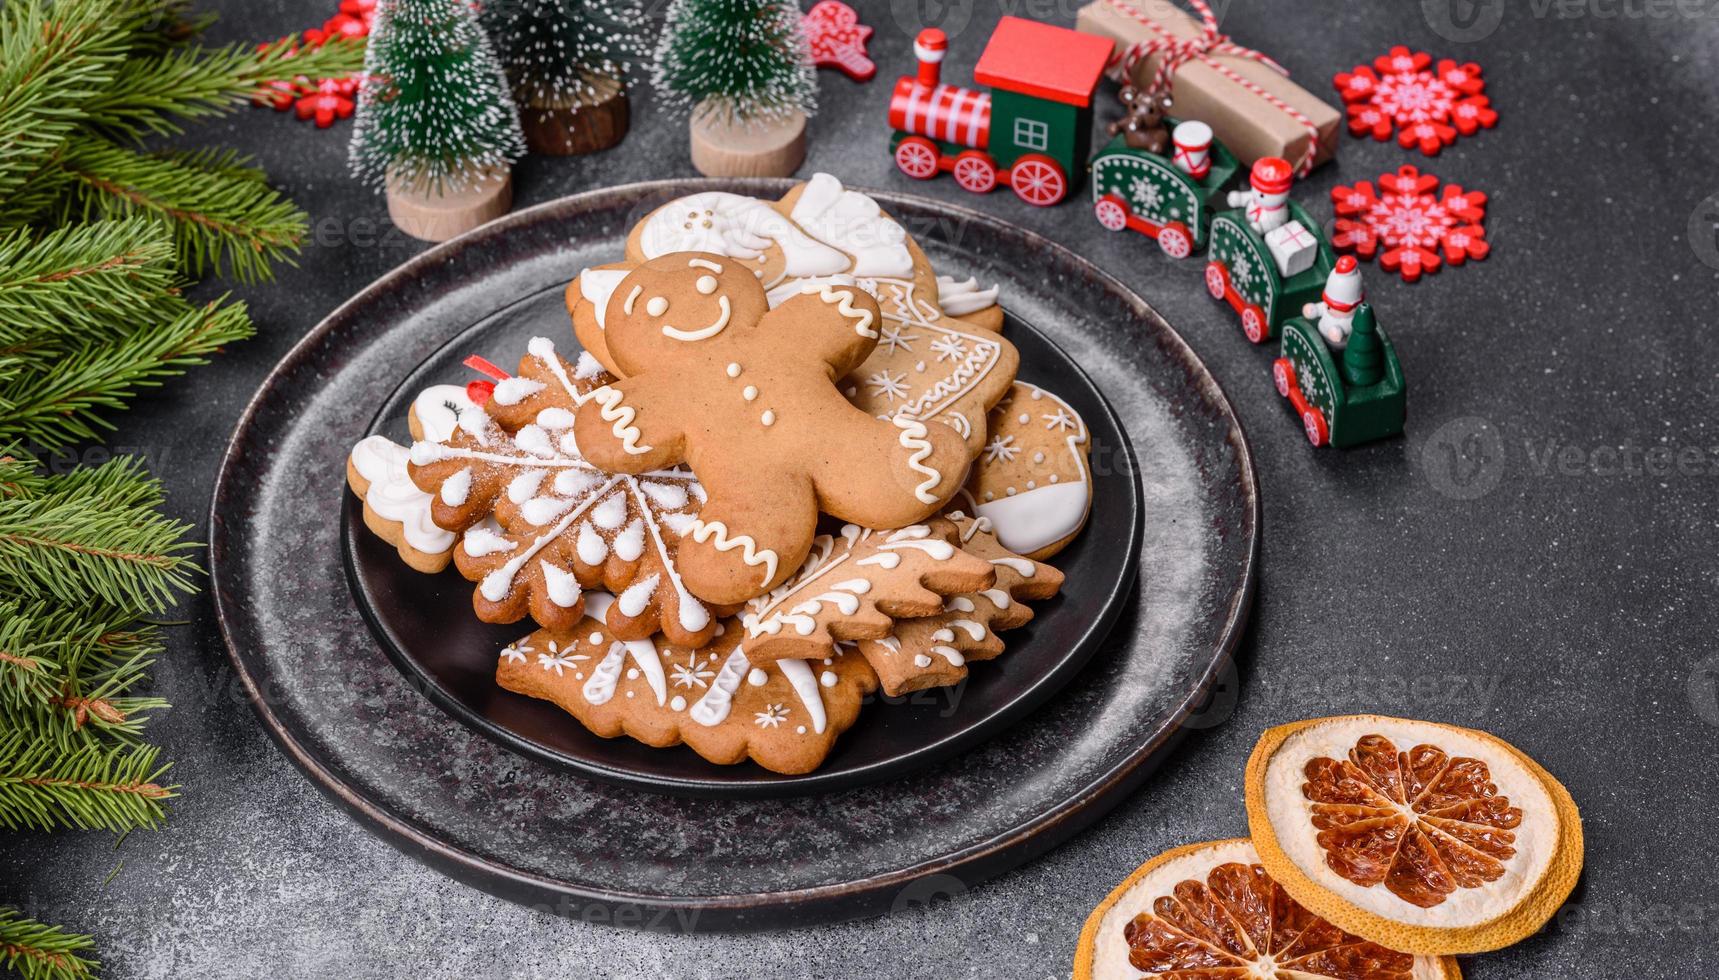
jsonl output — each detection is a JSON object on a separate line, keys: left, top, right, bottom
{"left": 889, "top": 18, "right": 1114, "bottom": 207}
{"left": 884, "top": 17, "right": 1404, "bottom": 448}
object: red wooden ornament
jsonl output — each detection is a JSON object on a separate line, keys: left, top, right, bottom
{"left": 295, "top": 78, "right": 356, "bottom": 128}
{"left": 1333, "top": 46, "right": 1496, "bottom": 156}
{"left": 804, "top": 1, "right": 875, "bottom": 82}
{"left": 1331, "top": 164, "right": 1489, "bottom": 283}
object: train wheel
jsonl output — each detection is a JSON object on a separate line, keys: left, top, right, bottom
{"left": 1273, "top": 358, "right": 1292, "bottom": 398}
{"left": 1242, "top": 305, "right": 1268, "bottom": 344}
{"left": 1094, "top": 195, "right": 1129, "bottom": 232}
{"left": 952, "top": 151, "right": 998, "bottom": 193}
{"left": 1204, "top": 261, "right": 1229, "bottom": 301}
{"left": 1157, "top": 222, "right": 1193, "bottom": 259}
{"left": 894, "top": 137, "right": 940, "bottom": 180}
{"left": 1009, "top": 155, "right": 1067, "bottom": 206}
{"left": 1302, "top": 408, "right": 1329, "bottom": 447}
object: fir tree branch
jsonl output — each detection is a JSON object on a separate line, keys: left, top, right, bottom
{"left": 0, "top": 455, "right": 200, "bottom": 611}
{"left": 0, "top": 907, "right": 98, "bottom": 980}
{"left": 0, "top": 600, "right": 167, "bottom": 746}
{"left": 86, "top": 35, "right": 366, "bottom": 139}
{"left": 56, "top": 137, "right": 307, "bottom": 283}
{"left": 0, "top": 219, "right": 178, "bottom": 350}
{"left": 0, "top": 0, "right": 131, "bottom": 205}
{"left": 0, "top": 732, "right": 174, "bottom": 833}
{"left": 0, "top": 295, "right": 254, "bottom": 450}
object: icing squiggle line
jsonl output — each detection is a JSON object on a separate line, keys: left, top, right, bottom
{"left": 661, "top": 295, "right": 731, "bottom": 342}
{"left": 891, "top": 416, "right": 943, "bottom": 504}
{"left": 685, "top": 519, "right": 779, "bottom": 586}
{"left": 802, "top": 281, "right": 878, "bottom": 339}
{"left": 589, "top": 385, "right": 652, "bottom": 455}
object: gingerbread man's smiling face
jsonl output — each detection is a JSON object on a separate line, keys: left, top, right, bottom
{"left": 603, "top": 252, "right": 770, "bottom": 375}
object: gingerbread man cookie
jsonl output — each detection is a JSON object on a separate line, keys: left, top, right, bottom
{"left": 570, "top": 252, "right": 970, "bottom": 605}
{"left": 574, "top": 175, "right": 1018, "bottom": 460}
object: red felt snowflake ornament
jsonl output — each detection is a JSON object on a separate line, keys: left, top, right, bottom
{"left": 1334, "top": 46, "right": 1497, "bottom": 156}
{"left": 255, "top": 0, "right": 376, "bottom": 127}
{"left": 1331, "top": 165, "right": 1489, "bottom": 283}
{"left": 295, "top": 77, "right": 357, "bottom": 128}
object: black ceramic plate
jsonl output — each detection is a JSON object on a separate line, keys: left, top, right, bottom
{"left": 344, "top": 305, "right": 1140, "bottom": 796}
{"left": 211, "top": 179, "right": 1257, "bottom": 925}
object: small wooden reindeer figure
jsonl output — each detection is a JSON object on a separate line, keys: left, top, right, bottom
{"left": 1108, "top": 85, "right": 1173, "bottom": 155}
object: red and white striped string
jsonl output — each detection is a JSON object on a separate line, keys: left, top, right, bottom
{"left": 1104, "top": 0, "right": 1321, "bottom": 177}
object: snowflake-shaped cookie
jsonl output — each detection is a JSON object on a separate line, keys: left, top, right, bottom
{"left": 1334, "top": 46, "right": 1497, "bottom": 156}
{"left": 1331, "top": 165, "right": 1489, "bottom": 283}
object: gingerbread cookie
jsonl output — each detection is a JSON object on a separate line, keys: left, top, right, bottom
{"left": 740, "top": 522, "right": 996, "bottom": 664}
{"left": 960, "top": 382, "right": 1093, "bottom": 560}
{"left": 345, "top": 382, "right": 503, "bottom": 573}
{"left": 856, "top": 512, "right": 1065, "bottom": 696}
{"left": 496, "top": 598, "right": 878, "bottom": 774}
{"left": 399, "top": 336, "right": 737, "bottom": 648}
{"left": 574, "top": 175, "right": 1019, "bottom": 460}
{"left": 568, "top": 252, "right": 970, "bottom": 605}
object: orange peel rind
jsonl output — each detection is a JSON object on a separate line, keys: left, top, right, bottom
{"left": 1245, "top": 715, "right": 1583, "bottom": 956}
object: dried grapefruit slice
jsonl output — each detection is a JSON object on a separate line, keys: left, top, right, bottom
{"left": 1073, "top": 838, "right": 1460, "bottom": 980}
{"left": 1246, "top": 715, "right": 1583, "bottom": 955}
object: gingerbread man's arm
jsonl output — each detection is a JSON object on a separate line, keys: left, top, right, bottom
{"left": 761, "top": 280, "right": 882, "bottom": 379}
{"left": 572, "top": 375, "right": 684, "bottom": 473}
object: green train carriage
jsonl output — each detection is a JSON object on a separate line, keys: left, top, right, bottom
{"left": 1205, "top": 199, "right": 1335, "bottom": 344}
{"left": 1272, "top": 304, "right": 1405, "bottom": 448}
{"left": 1088, "top": 123, "right": 1242, "bottom": 258}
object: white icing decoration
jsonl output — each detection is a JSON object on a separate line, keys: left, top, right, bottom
{"left": 696, "top": 275, "right": 718, "bottom": 294}
{"left": 645, "top": 295, "right": 669, "bottom": 317}
{"left": 689, "top": 649, "right": 749, "bottom": 726}
{"left": 914, "top": 654, "right": 933, "bottom": 667}
{"left": 537, "top": 407, "right": 575, "bottom": 430}
{"left": 439, "top": 467, "right": 472, "bottom": 506}
{"left": 642, "top": 482, "right": 688, "bottom": 509}
{"left": 638, "top": 191, "right": 848, "bottom": 280}
{"left": 589, "top": 385, "right": 652, "bottom": 454}
{"left": 944, "top": 596, "right": 976, "bottom": 613}
{"left": 491, "top": 377, "right": 544, "bottom": 406}
{"left": 462, "top": 524, "right": 515, "bottom": 558}
{"left": 819, "top": 670, "right": 837, "bottom": 688}
{"left": 685, "top": 519, "right": 778, "bottom": 586}
{"left": 553, "top": 468, "right": 603, "bottom": 497}
{"left": 931, "top": 646, "right": 964, "bottom": 666}
{"left": 800, "top": 278, "right": 878, "bottom": 339}
{"left": 660, "top": 295, "right": 730, "bottom": 342}
{"left": 891, "top": 416, "right": 943, "bottom": 504}
{"left": 576, "top": 522, "right": 607, "bottom": 565}
{"left": 776, "top": 659, "right": 828, "bottom": 734}
{"left": 573, "top": 351, "right": 606, "bottom": 379}
{"left": 980, "top": 588, "right": 1012, "bottom": 610}
{"left": 670, "top": 696, "right": 687, "bottom": 711}
{"left": 617, "top": 573, "right": 659, "bottom": 616}
{"left": 787, "top": 173, "right": 913, "bottom": 278}
{"left": 760, "top": 409, "right": 776, "bottom": 426}
{"left": 578, "top": 593, "right": 666, "bottom": 706}
{"left": 411, "top": 384, "right": 491, "bottom": 445}
{"left": 612, "top": 518, "right": 645, "bottom": 562}
{"left": 622, "top": 285, "right": 641, "bottom": 317}
{"left": 349, "top": 436, "right": 454, "bottom": 554}
{"left": 935, "top": 274, "right": 1001, "bottom": 316}
{"left": 507, "top": 470, "right": 546, "bottom": 503}
{"left": 990, "top": 556, "right": 1036, "bottom": 577}
{"left": 580, "top": 269, "right": 631, "bottom": 330}
{"left": 590, "top": 492, "right": 627, "bottom": 530}
{"left": 540, "top": 562, "right": 581, "bottom": 607}
{"left": 949, "top": 619, "right": 986, "bottom": 641}
{"left": 479, "top": 484, "right": 616, "bottom": 602}
{"left": 747, "top": 668, "right": 769, "bottom": 686}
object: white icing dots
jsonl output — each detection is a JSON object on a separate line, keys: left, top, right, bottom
{"left": 761, "top": 410, "right": 776, "bottom": 426}
{"left": 646, "top": 296, "right": 669, "bottom": 317}
{"left": 696, "top": 275, "right": 718, "bottom": 295}
{"left": 742, "top": 386, "right": 758, "bottom": 401}
{"left": 747, "top": 668, "right": 769, "bottom": 687}
{"left": 671, "top": 695, "right": 687, "bottom": 711}
{"left": 726, "top": 362, "right": 742, "bottom": 378}
{"left": 819, "top": 671, "right": 837, "bottom": 688}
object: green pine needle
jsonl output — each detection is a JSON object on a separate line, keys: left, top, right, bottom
{"left": 0, "top": 455, "right": 200, "bottom": 610}
{"left": 0, "top": 0, "right": 131, "bottom": 203}
{"left": 0, "top": 908, "right": 98, "bottom": 980}
{"left": 0, "top": 294, "right": 253, "bottom": 450}
{"left": 55, "top": 137, "right": 307, "bottom": 282}
{"left": 86, "top": 35, "right": 366, "bottom": 139}
{"left": 0, "top": 218, "right": 178, "bottom": 352}
{"left": 651, "top": 0, "right": 817, "bottom": 124}
{"left": 0, "top": 731, "right": 174, "bottom": 833}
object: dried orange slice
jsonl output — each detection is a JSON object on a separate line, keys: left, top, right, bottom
{"left": 1246, "top": 715, "right": 1583, "bottom": 955}
{"left": 1074, "top": 839, "right": 1460, "bottom": 980}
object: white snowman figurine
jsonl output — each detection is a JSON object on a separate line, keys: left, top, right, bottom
{"left": 1303, "top": 256, "right": 1365, "bottom": 349}
{"left": 1226, "top": 157, "right": 1293, "bottom": 234}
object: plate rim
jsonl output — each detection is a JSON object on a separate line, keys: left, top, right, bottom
{"left": 209, "top": 178, "right": 1259, "bottom": 925}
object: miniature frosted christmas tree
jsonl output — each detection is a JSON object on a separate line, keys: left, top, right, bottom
{"left": 480, "top": 0, "right": 646, "bottom": 156}
{"left": 651, "top": 0, "right": 819, "bottom": 177}
{"left": 350, "top": 0, "right": 526, "bottom": 241}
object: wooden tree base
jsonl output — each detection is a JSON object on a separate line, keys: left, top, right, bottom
{"left": 385, "top": 169, "right": 513, "bottom": 243}
{"left": 521, "top": 76, "right": 629, "bottom": 156}
{"left": 689, "top": 110, "right": 807, "bottom": 178}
